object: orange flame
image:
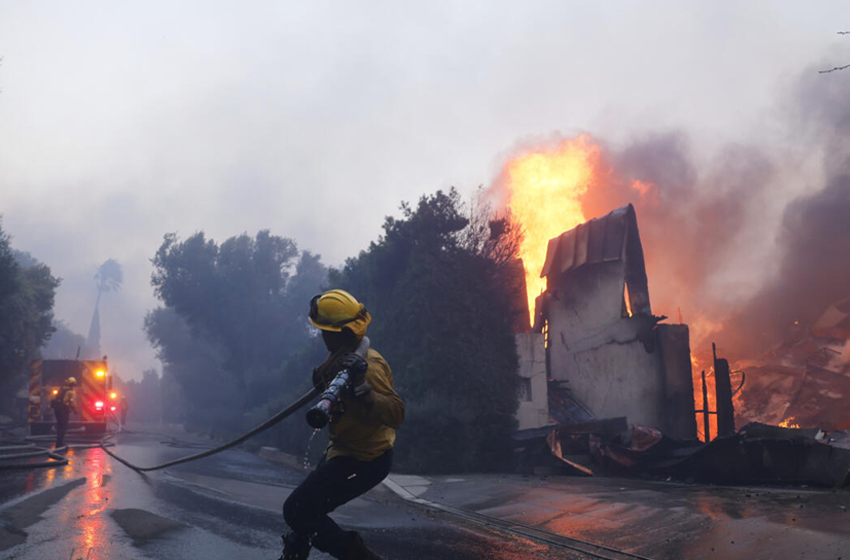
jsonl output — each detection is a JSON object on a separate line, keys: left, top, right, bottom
{"left": 504, "top": 136, "right": 600, "bottom": 323}
{"left": 779, "top": 417, "right": 800, "bottom": 429}
{"left": 691, "top": 357, "right": 719, "bottom": 442}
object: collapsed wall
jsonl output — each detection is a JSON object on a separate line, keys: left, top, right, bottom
{"left": 531, "top": 204, "right": 697, "bottom": 440}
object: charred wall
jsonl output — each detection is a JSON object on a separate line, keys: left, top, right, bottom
{"left": 539, "top": 205, "right": 697, "bottom": 440}
{"left": 657, "top": 324, "right": 698, "bottom": 439}
{"left": 546, "top": 261, "right": 672, "bottom": 432}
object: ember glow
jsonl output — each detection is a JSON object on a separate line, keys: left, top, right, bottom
{"left": 779, "top": 417, "right": 801, "bottom": 429}
{"left": 504, "top": 136, "right": 601, "bottom": 323}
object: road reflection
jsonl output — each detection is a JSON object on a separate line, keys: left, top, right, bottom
{"left": 24, "top": 471, "right": 36, "bottom": 494}
{"left": 692, "top": 491, "right": 749, "bottom": 520}
{"left": 60, "top": 447, "right": 114, "bottom": 559}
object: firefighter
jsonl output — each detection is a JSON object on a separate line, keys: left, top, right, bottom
{"left": 51, "top": 377, "right": 77, "bottom": 449}
{"left": 281, "top": 289, "right": 404, "bottom": 560}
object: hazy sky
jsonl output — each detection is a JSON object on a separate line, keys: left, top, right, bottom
{"left": 1, "top": 1, "right": 847, "bottom": 379}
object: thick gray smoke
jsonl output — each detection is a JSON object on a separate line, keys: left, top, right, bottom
{"left": 729, "top": 172, "right": 850, "bottom": 354}
{"left": 495, "top": 67, "right": 850, "bottom": 361}
{"left": 573, "top": 131, "right": 778, "bottom": 357}
{"left": 715, "top": 69, "right": 850, "bottom": 357}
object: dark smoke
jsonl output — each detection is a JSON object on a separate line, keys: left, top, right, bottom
{"left": 495, "top": 66, "right": 850, "bottom": 362}
{"left": 588, "top": 133, "right": 773, "bottom": 331}
{"left": 567, "top": 130, "right": 776, "bottom": 357}
{"left": 715, "top": 70, "right": 850, "bottom": 357}
{"left": 726, "top": 172, "right": 850, "bottom": 353}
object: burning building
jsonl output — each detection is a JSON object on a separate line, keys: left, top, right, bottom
{"left": 736, "top": 297, "right": 850, "bottom": 432}
{"left": 515, "top": 204, "right": 696, "bottom": 440}
{"left": 500, "top": 122, "right": 850, "bottom": 483}
{"left": 510, "top": 205, "right": 850, "bottom": 487}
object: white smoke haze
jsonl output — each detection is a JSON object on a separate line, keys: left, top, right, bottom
{"left": 1, "top": 2, "right": 848, "bottom": 378}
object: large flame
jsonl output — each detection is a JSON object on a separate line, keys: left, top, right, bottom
{"left": 504, "top": 136, "right": 601, "bottom": 323}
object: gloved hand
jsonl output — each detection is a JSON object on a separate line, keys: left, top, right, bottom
{"left": 337, "top": 353, "right": 367, "bottom": 376}
{"left": 337, "top": 353, "right": 371, "bottom": 398}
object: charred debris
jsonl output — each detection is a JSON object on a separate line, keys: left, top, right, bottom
{"left": 512, "top": 204, "right": 850, "bottom": 488}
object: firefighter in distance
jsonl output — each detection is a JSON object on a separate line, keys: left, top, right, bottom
{"left": 51, "top": 377, "right": 77, "bottom": 449}
{"left": 281, "top": 289, "right": 404, "bottom": 560}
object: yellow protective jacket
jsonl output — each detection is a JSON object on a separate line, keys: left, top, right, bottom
{"left": 323, "top": 348, "right": 404, "bottom": 461}
{"left": 57, "top": 385, "right": 76, "bottom": 412}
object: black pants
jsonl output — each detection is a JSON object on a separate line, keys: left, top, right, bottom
{"left": 54, "top": 406, "right": 69, "bottom": 448}
{"left": 283, "top": 449, "right": 392, "bottom": 558}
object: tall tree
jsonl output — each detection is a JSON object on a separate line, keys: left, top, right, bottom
{"left": 331, "top": 189, "right": 523, "bottom": 473}
{"left": 86, "top": 258, "right": 122, "bottom": 358}
{"left": 147, "top": 230, "right": 328, "bottom": 431}
{"left": 0, "top": 220, "right": 59, "bottom": 397}
{"left": 145, "top": 306, "right": 230, "bottom": 428}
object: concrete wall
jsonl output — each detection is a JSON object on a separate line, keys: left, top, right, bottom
{"left": 545, "top": 261, "right": 696, "bottom": 437}
{"left": 547, "top": 317, "right": 668, "bottom": 430}
{"left": 545, "top": 261, "right": 625, "bottom": 343}
{"left": 656, "top": 324, "right": 697, "bottom": 439}
{"left": 515, "top": 333, "right": 549, "bottom": 430}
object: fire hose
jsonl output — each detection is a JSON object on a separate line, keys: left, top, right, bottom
{"left": 1, "top": 339, "right": 368, "bottom": 473}
{"left": 99, "top": 386, "right": 321, "bottom": 472}
{"left": 0, "top": 442, "right": 69, "bottom": 469}
{"left": 2, "top": 394, "right": 324, "bottom": 472}
{"left": 306, "top": 337, "right": 370, "bottom": 429}
{"left": 97, "top": 337, "right": 370, "bottom": 473}
{"left": 0, "top": 430, "right": 114, "bottom": 469}
{"left": 0, "top": 425, "right": 119, "bottom": 469}
{"left": 0, "top": 392, "right": 322, "bottom": 473}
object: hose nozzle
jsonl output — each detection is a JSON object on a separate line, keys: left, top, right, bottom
{"left": 305, "top": 337, "right": 370, "bottom": 429}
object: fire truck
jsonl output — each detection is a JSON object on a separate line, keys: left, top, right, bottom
{"left": 28, "top": 359, "right": 115, "bottom": 436}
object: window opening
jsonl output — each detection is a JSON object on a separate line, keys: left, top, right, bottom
{"left": 519, "top": 377, "right": 533, "bottom": 402}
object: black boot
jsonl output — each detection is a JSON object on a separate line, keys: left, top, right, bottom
{"left": 343, "top": 532, "right": 381, "bottom": 560}
{"left": 280, "top": 531, "right": 311, "bottom": 560}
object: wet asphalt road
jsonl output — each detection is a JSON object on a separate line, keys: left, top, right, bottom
{"left": 0, "top": 426, "right": 590, "bottom": 560}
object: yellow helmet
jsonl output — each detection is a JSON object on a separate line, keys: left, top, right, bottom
{"left": 65, "top": 377, "right": 77, "bottom": 386}
{"left": 309, "top": 289, "right": 371, "bottom": 338}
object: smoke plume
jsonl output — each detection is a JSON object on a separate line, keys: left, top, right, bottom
{"left": 491, "top": 66, "right": 850, "bottom": 362}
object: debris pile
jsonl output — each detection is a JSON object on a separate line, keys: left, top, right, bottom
{"left": 735, "top": 297, "right": 850, "bottom": 431}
